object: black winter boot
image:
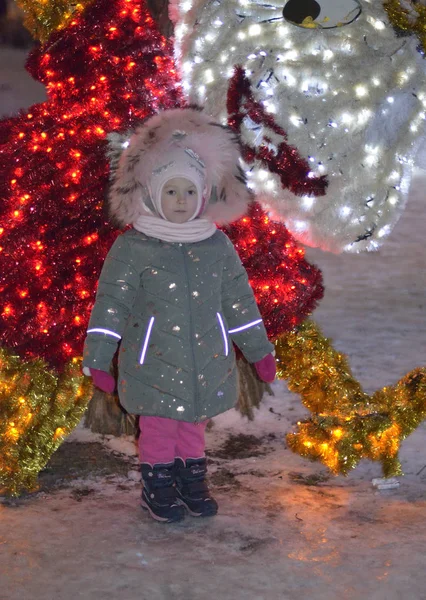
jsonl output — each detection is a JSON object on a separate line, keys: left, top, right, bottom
{"left": 175, "top": 458, "right": 218, "bottom": 517}
{"left": 141, "top": 463, "right": 185, "bottom": 523}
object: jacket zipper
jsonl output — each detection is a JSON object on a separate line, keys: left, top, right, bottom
{"left": 181, "top": 246, "right": 200, "bottom": 422}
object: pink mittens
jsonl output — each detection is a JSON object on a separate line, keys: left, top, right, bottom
{"left": 254, "top": 353, "right": 276, "bottom": 383}
{"left": 89, "top": 368, "right": 116, "bottom": 394}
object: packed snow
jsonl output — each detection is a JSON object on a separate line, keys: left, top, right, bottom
{"left": 1, "top": 46, "right": 426, "bottom": 600}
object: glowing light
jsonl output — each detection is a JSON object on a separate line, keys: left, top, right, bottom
{"left": 54, "top": 427, "right": 66, "bottom": 440}
{"left": 248, "top": 24, "right": 261, "bottom": 36}
{"left": 289, "top": 114, "right": 302, "bottom": 127}
{"left": 277, "top": 25, "right": 289, "bottom": 36}
{"left": 293, "top": 221, "right": 308, "bottom": 233}
{"left": 302, "top": 196, "right": 315, "bottom": 210}
{"left": 370, "top": 17, "right": 386, "bottom": 30}
{"left": 355, "top": 85, "right": 368, "bottom": 98}
{"left": 282, "top": 49, "right": 298, "bottom": 61}
{"left": 358, "top": 109, "right": 372, "bottom": 125}
{"left": 204, "top": 69, "right": 214, "bottom": 84}
{"left": 378, "top": 225, "right": 391, "bottom": 238}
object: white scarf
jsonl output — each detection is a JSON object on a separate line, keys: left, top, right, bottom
{"left": 133, "top": 215, "right": 217, "bottom": 243}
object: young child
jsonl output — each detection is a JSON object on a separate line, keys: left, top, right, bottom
{"left": 82, "top": 108, "right": 276, "bottom": 523}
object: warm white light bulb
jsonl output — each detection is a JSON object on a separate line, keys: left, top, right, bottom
{"left": 378, "top": 225, "right": 391, "bottom": 237}
{"left": 293, "top": 220, "right": 308, "bottom": 232}
{"left": 277, "top": 26, "right": 288, "bottom": 36}
{"left": 302, "top": 196, "right": 315, "bottom": 209}
{"left": 248, "top": 24, "right": 261, "bottom": 36}
{"left": 204, "top": 69, "right": 214, "bottom": 83}
{"left": 341, "top": 112, "right": 354, "bottom": 124}
{"left": 355, "top": 84, "right": 368, "bottom": 98}
{"left": 289, "top": 115, "right": 301, "bottom": 127}
{"left": 283, "top": 50, "right": 298, "bottom": 61}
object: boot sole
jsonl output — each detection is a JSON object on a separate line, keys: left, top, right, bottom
{"left": 141, "top": 499, "right": 185, "bottom": 523}
{"left": 177, "top": 498, "right": 218, "bottom": 517}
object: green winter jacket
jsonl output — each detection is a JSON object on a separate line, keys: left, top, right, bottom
{"left": 83, "top": 229, "right": 273, "bottom": 422}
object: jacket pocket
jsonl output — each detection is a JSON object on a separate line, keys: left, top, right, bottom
{"left": 139, "top": 317, "right": 155, "bottom": 364}
{"left": 216, "top": 313, "right": 229, "bottom": 357}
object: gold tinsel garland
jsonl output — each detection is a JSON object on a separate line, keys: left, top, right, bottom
{"left": 0, "top": 348, "right": 93, "bottom": 496}
{"left": 384, "top": 0, "right": 426, "bottom": 52}
{"left": 16, "top": 0, "right": 95, "bottom": 43}
{"left": 276, "top": 320, "right": 426, "bottom": 477}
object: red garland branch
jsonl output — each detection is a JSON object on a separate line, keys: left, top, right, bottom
{"left": 222, "top": 202, "right": 323, "bottom": 341}
{"left": 227, "top": 66, "right": 328, "bottom": 197}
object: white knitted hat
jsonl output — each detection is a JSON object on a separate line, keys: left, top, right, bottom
{"left": 149, "top": 146, "right": 207, "bottom": 221}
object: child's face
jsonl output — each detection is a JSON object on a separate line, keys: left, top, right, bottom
{"left": 161, "top": 177, "right": 199, "bottom": 223}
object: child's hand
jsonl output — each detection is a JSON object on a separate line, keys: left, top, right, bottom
{"left": 254, "top": 354, "right": 276, "bottom": 383}
{"left": 89, "top": 368, "right": 116, "bottom": 394}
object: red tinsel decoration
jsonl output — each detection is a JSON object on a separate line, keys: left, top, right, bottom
{"left": 227, "top": 66, "right": 328, "bottom": 197}
{"left": 222, "top": 203, "right": 323, "bottom": 340}
{"left": 0, "top": 0, "right": 323, "bottom": 371}
{"left": 0, "top": 0, "right": 182, "bottom": 368}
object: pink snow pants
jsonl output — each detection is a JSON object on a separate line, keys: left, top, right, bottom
{"left": 138, "top": 416, "right": 208, "bottom": 466}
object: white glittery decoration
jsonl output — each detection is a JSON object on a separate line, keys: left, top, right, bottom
{"left": 175, "top": 0, "right": 426, "bottom": 252}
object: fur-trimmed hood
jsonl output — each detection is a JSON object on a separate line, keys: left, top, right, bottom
{"left": 107, "top": 108, "right": 251, "bottom": 227}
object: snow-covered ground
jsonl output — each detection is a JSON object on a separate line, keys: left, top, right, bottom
{"left": 1, "top": 47, "right": 426, "bottom": 600}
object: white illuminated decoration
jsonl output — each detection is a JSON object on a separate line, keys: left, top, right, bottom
{"left": 173, "top": 0, "right": 426, "bottom": 252}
